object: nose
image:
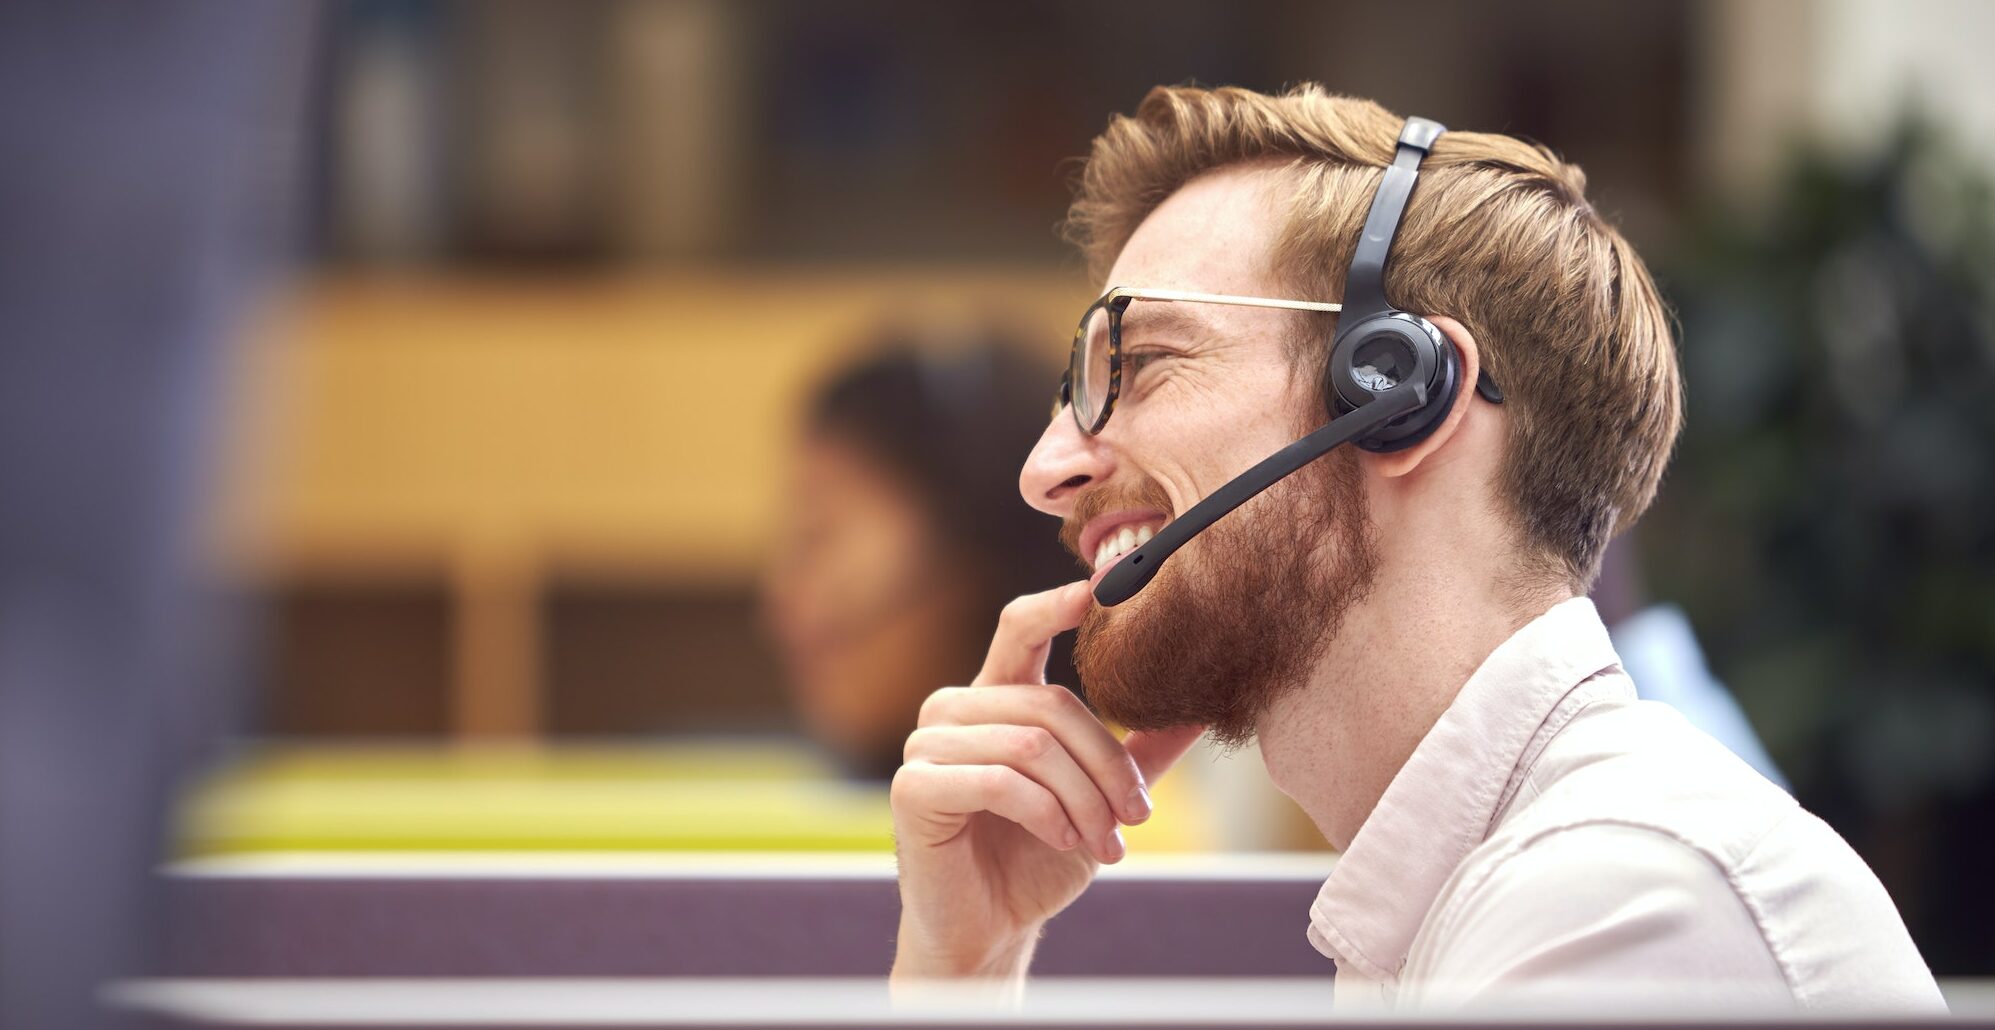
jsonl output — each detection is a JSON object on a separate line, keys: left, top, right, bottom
{"left": 1020, "top": 409, "right": 1111, "bottom": 517}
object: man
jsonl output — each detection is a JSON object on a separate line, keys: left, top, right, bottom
{"left": 886, "top": 84, "right": 1944, "bottom": 1011}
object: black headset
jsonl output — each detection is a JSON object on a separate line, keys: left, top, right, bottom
{"left": 1094, "top": 116, "right": 1501, "bottom": 606}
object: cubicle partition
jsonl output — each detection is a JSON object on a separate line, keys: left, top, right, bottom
{"left": 155, "top": 852, "right": 1335, "bottom": 979}
{"left": 120, "top": 853, "right": 1995, "bottom": 1027}
{"left": 122, "top": 852, "right": 1343, "bottom": 1027}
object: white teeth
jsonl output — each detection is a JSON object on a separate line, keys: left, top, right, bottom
{"left": 1093, "top": 522, "right": 1162, "bottom": 571}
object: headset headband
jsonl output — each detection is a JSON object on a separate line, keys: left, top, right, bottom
{"left": 1338, "top": 117, "right": 1446, "bottom": 332}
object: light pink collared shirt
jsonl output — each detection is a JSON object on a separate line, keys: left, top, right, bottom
{"left": 1308, "top": 597, "right": 1946, "bottom": 1013}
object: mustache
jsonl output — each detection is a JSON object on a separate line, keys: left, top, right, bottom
{"left": 1057, "top": 477, "right": 1177, "bottom": 565}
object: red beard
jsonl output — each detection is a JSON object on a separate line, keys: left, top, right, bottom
{"left": 1060, "top": 441, "right": 1379, "bottom": 749}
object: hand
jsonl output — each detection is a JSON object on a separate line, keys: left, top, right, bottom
{"left": 888, "top": 580, "right": 1205, "bottom": 983}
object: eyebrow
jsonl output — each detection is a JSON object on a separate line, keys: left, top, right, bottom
{"left": 1117, "top": 304, "right": 1227, "bottom": 344}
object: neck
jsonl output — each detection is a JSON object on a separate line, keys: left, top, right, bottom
{"left": 1256, "top": 537, "right": 1570, "bottom": 852}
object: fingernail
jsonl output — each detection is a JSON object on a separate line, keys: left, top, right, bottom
{"left": 1062, "top": 827, "right": 1079, "bottom": 850}
{"left": 1103, "top": 828, "right": 1125, "bottom": 863}
{"left": 1125, "top": 785, "right": 1152, "bottom": 824}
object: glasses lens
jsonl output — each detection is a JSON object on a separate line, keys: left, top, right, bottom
{"left": 1072, "top": 302, "right": 1115, "bottom": 431}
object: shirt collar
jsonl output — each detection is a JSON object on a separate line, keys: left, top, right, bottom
{"left": 1306, "top": 596, "right": 1626, "bottom": 982}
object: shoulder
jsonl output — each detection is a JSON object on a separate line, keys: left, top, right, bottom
{"left": 1407, "top": 821, "right": 1792, "bottom": 1009}
{"left": 1421, "top": 695, "right": 1946, "bottom": 1013}
{"left": 1503, "top": 694, "right": 1800, "bottom": 867}
{"left": 1441, "top": 821, "right": 1753, "bottom": 924}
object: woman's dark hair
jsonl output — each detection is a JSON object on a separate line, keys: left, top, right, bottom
{"left": 804, "top": 329, "right": 1081, "bottom": 693}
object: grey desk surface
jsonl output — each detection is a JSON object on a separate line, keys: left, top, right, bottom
{"left": 108, "top": 975, "right": 1995, "bottom": 1028}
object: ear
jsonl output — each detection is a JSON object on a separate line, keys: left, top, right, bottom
{"left": 1370, "top": 315, "right": 1481, "bottom": 479}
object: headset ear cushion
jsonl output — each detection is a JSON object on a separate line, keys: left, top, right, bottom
{"left": 1324, "top": 313, "right": 1461, "bottom": 453}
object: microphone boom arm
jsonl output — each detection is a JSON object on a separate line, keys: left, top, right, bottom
{"left": 1092, "top": 384, "right": 1424, "bottom": 606}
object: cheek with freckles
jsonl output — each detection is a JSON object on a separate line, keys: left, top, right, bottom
{"left": 1117, "top": 393, "right": 1318, "bottom": 526}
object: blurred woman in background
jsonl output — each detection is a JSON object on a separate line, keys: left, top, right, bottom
{"left": 763, "top": 330, "right": 1079, "bottom": 780}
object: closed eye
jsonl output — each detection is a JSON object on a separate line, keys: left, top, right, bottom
{"left": 1121, "top": 348, "right": 1182, "bottom": 399}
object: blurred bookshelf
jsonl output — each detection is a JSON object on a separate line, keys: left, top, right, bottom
{"left": 213, "top": 270, "right": 1088, "bottom": 740}
{"left": 255, "top": 0, "right": 1695, "bottom": 741}
{"left": 178, "top": 0, "right": 1696, "bottom": 864}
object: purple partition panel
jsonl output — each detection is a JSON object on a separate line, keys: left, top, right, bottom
{"left": 160, "top": 869, "right": 1328, "bottom": 978}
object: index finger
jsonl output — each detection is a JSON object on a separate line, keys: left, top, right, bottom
{"left": 974, "top": 580, "right": 1092, "bottom": 686}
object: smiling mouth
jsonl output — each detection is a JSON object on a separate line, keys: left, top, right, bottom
{"left": 1093, "top": 522, "right": 1159, "bottom": 571}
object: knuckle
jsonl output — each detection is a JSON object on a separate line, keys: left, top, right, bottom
{"left": 1005, "top": 725, "right": 1058, "bottom": 765}
{"left": 889, "top": 763, "right": 926, "bottom": 808}
{"left": 1030, "top": 788, "right": 1067, "bottom": 828}
{"left": 917, "top": 685, "right": 958, "bottom": 724}
{"left": 996, "top": 595, "right": 1034, "bottom": 629}
{"left": 1025, "top": 683, "right": 1076, "bottom": 720}
{"left": 902, "top": 726, "right": 933, "bottom": 763}
{"left": 976, "top": 764, "right": 1022, "bottom": 800}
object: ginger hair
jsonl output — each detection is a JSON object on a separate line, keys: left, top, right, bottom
{"left": 1063, "top": 84, "right": 1681, "bottom": 587}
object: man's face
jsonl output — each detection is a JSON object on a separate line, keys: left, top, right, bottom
{"left": 1021, "top": 165, "right": 1380, "bottom": 747}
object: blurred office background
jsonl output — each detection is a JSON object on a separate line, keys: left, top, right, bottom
{"left": 4, "top": 1, "right": 1994, "bottom": 1022}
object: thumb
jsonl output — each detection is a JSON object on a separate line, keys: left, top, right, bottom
{"left": 1124, "top": 724, "right": 1206, "bottom": 786}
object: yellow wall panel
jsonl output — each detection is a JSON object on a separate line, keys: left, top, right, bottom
{"left": 216, "top": 269, "right": 1087, "bottom": 584}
